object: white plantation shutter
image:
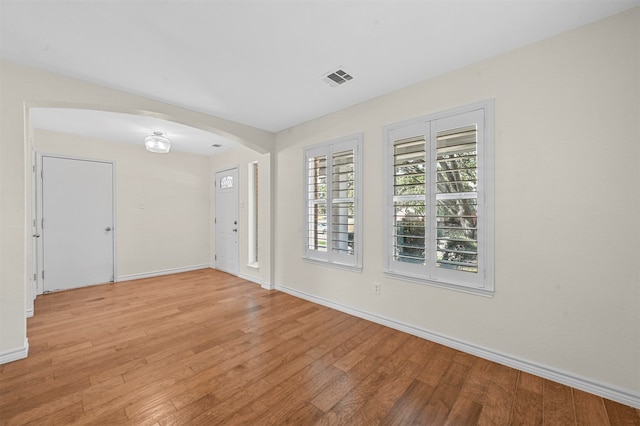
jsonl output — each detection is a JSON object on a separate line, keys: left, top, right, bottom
{"left": 331, "top": 149, "right": 355, "bottom": 256}
{"left": 304, "top": 134, "right": 363, "bottom": 270}
{"left": 307, "top": 153, "right": 328, "bottom": 255}
{"left": 435, "top": 125, "right": 478, "bottom": 273}
{"left": 393, "top": 136, "right": 427, "bottom": 265}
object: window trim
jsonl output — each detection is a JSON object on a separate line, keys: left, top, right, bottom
{"left": 303, "top": 133, "right": 363, "bottom": 271}
{"left": 383, "top": 100, "right": 495, "bottom": 296}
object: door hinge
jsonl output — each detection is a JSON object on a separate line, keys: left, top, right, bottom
{"left": 41, "top": 218, "right": 44, "bottom": 228}
{"left": 33, "top": 273, "right": 37, "bottom": 281}
{"left": 215, "top": 255, "right": 217, "bottom": 261}
{"left": 42, "top": 270, "right": 45, "bottom": 279}
{"left": 41, "top": 170, "right": 43, "bottom": 179}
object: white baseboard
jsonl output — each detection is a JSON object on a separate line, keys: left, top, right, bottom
{"left": 237, "top": 272, "right": 263, "bottom": 286}
{"left": 117, "top": 264, "right": 210, "bottom": 282}
{"left": 0, "top": 339, "right": 29, "bottom": 365}
{"left": 276, "top": 284, "right": 640, "bottom": 409}
{"left": 237, "top": 272, "right": 274, "bottom": 291}
{"left": 26, "top": 308, "right": 34, "bottom": 318}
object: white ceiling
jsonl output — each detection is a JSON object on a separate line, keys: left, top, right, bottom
{"left": 29, "top": 108, "right": 236, "bottom": 156}
{"left": 1, "top": 1, "right": 638, "bottom": 154}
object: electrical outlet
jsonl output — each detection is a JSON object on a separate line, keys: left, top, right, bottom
{"left": 373, "top": 281, "right": 380, "bottom": 295}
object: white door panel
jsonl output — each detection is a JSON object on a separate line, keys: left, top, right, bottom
{"left": 42, "top": 156, "right": 114, "bottom": 292}
{"left": 215, "top": 168, "right": 239, "bottom": 275}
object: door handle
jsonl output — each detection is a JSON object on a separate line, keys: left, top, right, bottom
{"left": 105, "top": 227, "right": 112, "bottom": 231}
{"left": 33, "top": 234, "right": 40, "bottom": 238}
{"left": 232, "top": 228, "right": 237, "bottom": 232}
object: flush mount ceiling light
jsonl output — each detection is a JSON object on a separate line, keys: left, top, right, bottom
{"left": 144, "top": 131, "right": 171, "bottom": 153}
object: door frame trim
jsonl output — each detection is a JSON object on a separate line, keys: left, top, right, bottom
{"left": 35, "top": 152, "right": 118, "bottom": 295}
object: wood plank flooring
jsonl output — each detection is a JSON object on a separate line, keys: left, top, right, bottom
{"left": 1, "top": 269, "right": 638, "bottom": 425}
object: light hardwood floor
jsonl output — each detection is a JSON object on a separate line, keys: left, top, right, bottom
{"left": 1, "top": 269, "right": 639, "bottom": 425}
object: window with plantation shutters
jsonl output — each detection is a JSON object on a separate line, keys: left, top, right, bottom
{"left": 393, "top": 136, "right": 427, "bottom": 264}
{"left": 384, "top": 101, "right": 494, "bottom": 295}
{"left": 436, "top": 125, "right": 478, "bottom": 273}
{"left": 307, "top": 154, "right": 328, "bottom": 252}
{"left": 331, "top": 149, "right": 355, "bottom": 256}
{"left": 304, "top": 134, "right": 362, "bottom": 270}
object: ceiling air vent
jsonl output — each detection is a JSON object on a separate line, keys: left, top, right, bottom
{"left": 322, "top": 68, "right": 354, "bottom": 87}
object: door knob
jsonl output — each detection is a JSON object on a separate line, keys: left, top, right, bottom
{"left": 105, "top": 227, "right": 112, "bottom": 231}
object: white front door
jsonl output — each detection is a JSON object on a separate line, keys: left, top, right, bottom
{"left": 215, "top": 167, "right": 239, "bottom": 275}
{"left": 41, "top": 156, "right": 115, "bottom": 292}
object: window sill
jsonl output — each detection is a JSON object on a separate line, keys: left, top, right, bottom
{"left": 303, "top": 257, "right": 362, "bottom": 273}
{"left": 383, "top": 271, "right": 494, "bottom": 297}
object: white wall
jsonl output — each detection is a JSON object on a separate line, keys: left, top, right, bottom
{"left": 210, "top": 145, "right": 272, "bottom": 287}
{"left": 274, "top": 7, "right": 640, "bottom": 400}
{"left": 0, "top": 59, "right": 274, "bottom": 361}
{"left": 34, "top": 129, "right": 211, "bottom": 279}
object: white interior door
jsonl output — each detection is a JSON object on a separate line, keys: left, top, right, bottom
{"left": 41, "top": 156, "right": 115, "bottom": 292}
{"left": 215, "top": 167, "right": 239, "bottom": 275}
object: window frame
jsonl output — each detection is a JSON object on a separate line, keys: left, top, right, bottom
{"left": 247, "top": 161, "right": 259, "bottom": 268}
{"left": 303, "top": 133, "right": 363, "bottom": 271}
{"left": 383, "top": 100, "right": 495, "bottom": 295}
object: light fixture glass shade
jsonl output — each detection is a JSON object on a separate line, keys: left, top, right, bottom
{"left": 144, "top": 133, "right": 171, "bottom": 153}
